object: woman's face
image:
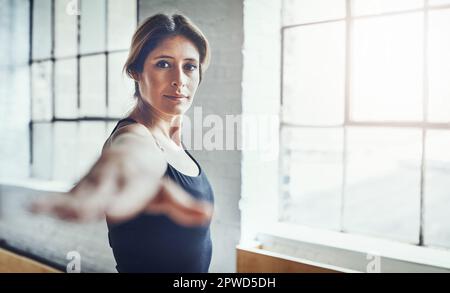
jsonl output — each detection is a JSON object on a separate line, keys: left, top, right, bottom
{"left": 137, "top": 35, "right": 201, "bottom": 117}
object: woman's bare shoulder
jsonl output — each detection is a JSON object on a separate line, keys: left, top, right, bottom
{"left": 103, "top": 122, "right": 158, "bottom": 152}
{"left": 113, "top": 122, "right": 153, "bottom": 139}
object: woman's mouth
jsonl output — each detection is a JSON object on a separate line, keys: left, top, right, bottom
{"left": 163, "top": 95, "right": 187, "bottom": 100}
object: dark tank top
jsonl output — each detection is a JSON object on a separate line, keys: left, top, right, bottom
{"left": 105, "top": 118, "right": 214, "bottom": 273}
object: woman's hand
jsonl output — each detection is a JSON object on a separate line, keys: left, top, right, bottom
{"left": 29, "top": 127, "right": 213, "bottom": 227}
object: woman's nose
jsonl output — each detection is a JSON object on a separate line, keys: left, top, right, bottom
{"left": 171, "top": 80, "right": 185, "bottom": 88}
{"left": 171, "top": 68, "right": 187, "bottom": 89}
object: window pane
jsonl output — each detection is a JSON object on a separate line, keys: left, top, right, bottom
{"left": 31, "top": 61, "right": 53, "bottom": 121}
{"left": 0, "top": 3, "right": 8, "bottom": 65}
{"left": 351, "top": 13, "right": 423, "bottom": 121}
{"left": 108, "top": 52, "right": 134, "bottom": 117}
{"left": 32, "top": 0, "right": 52, "bottom": 60}
{"left": 283, "top": 0, "right": 346, "bottom": 26}
{"left": 2, "top": 0, "right": 29, "bottom": 66}
{"left": 0, "top": 67, "right": 30, "bottom": 179}
{"left": 55, "top": 58, "right": 78, "bottom": 118}
{"left": 283, "top": 22, "right": 345, "bottom": 125}
{"left": 344, "top": 127, "right": 422, "bottom": 244}
{"left": 80, "top": 55, "right": 106, "bottom": 117}
{"left": 31, "top": 123, "right": 53, "bottom": 180}
{"left": 0, "top": 0, "right": 30, "bottom": 180}
{"left": 54, "top": 0, "right": 78, "bottom": 58}
{"left": 429, "top": 0, "right": 450, "bottom": 5}
{"left": 281, "top": 127, "right": 343, "bottom": 230}
{"left": 107, "top": 0, "right": 136, "bottom": 51}
{"left": 424, "top": 130, "right": 450, "bottom": 249}
{"left": 352, "top": 0, "right": 423, "bottom": 16}
{"left": 0, "top": 70, "right": 8, "bottom": 111}
{"left": 80, "top": 0, "right": 106, "bottom": 54}
{"left": 428, "top": 9, "right": 450, "bottom": 122}
{"left": 78, "top": 122, "right": 107, "bottom": 177}
{"left": 53, "top": 122, "right": 79, "bottom": 182}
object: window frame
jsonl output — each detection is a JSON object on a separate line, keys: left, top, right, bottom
{"left": 28, "top": 0, "right": 138, "bottom": 179}
{"left": 280, "top": 0, "right": 450, "bottom": 250}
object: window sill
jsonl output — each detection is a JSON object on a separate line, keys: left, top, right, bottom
{"left": 252, "top": 222, "right": 450, "bottom": 273}
{"left": 0, "top": 181, "right": 116, "bottom": 272}
{"left": 0, "top": 177, "right": 73, "bottom": 193}
{"left": 236, "top": 244, "right": 358, "bottom": 273}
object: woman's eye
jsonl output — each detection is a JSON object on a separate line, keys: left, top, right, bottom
{"left": 184, "top": 64, "right": 198, "bottom": 71}
{"left": 156, "top": 61, "right": 170, "bottom": 68}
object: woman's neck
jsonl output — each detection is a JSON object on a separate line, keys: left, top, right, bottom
{"left": 129, "top": 99, "right": 183, "bottom": 147}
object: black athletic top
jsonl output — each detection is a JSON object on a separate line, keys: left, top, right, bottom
{"left": 105, "top": 118, "right": 215, "bottom": 273}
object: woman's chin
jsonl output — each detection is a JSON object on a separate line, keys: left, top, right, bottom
{"left": 162, "top": 105, "right": 190, "bottom": 116}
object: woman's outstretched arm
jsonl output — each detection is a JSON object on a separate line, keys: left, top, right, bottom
{"left": 30, "top": 123, "right": 213, "bottom": 227}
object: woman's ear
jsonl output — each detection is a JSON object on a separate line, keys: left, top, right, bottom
{"left": 130, "top": 71, "right": 140, "bottom": 82}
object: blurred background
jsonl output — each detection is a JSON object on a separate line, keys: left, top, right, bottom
{"left": 0, "top": 0, "right": 449, "bottom": 273}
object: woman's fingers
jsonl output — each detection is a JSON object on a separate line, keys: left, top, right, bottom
{"left": 30, "top": 174, "right": 213, "bottom": 227}
{"left": 29, "top": 170, "right": 118, "bottom": 222}
{"left": 29, "top": 193, "right": 104, "bottom": 222}
{"left": 146, "top": 177, "right": 213, "bottom": 226}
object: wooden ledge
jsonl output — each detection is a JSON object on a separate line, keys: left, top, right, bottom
{"left": 0, "top": 247, "right": 61, "bottom": 273}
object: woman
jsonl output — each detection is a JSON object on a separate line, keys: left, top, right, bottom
{"left": 31, "top": 14, "right": 215, "bottom": 273}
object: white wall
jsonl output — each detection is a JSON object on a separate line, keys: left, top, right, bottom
{"left": 241, "top": 0, "right": 282, "bottom": 244}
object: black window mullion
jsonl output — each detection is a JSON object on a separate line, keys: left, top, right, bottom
{"left": 419, "top": 0, "right": 430, "bottom": 247}
{"left": 105, "top": 0, "right": 109, "bottom": 115}
{"left": 76, "top": 1, "right": 81, "bottom": 111}
{"left": 29, "top": 0, "right": 34, "bottom": 168}
{"left": 137, "top": 0, "right": 140, "bottom": 24}
{"left": 53, "top": 117, "right": 123, "bottom": 122}
{"left": 340, "top": 0, "right": 352, "bottom": 233}
{"left": 51, "top": 0, "right": 55, "bottom": 121}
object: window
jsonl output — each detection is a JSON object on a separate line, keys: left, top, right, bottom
{"left": 281, "top": 0, "right": 450, "bottom": 250}
{"left": 30, "top": 0, "right": 137, "bottom": 183}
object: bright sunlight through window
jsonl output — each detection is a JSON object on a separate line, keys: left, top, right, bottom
{"left": 281, "top": 0, "right": 450, "bottom": 250}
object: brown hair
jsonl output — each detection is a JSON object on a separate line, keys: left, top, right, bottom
{"left": 124, "top": 14, "right": 211, "bottom": 98}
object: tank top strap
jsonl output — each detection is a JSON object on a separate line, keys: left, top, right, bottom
{"left": 180, "top": 142, "right": 203, "bottom": 177}
{"left": 109, "top": 117, "right": 137, "bottom": 136}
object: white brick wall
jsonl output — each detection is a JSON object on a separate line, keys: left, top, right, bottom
{"left": 241, "top": 0, "right": 282, "bottom": 244}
